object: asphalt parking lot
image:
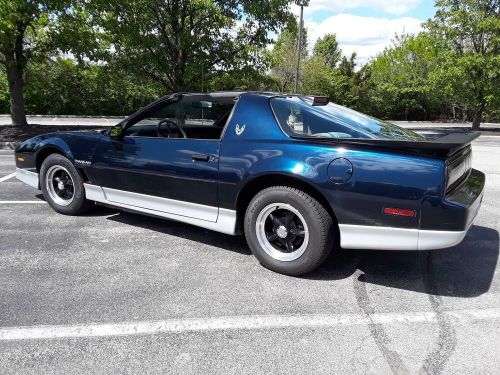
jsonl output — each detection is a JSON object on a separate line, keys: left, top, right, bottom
{"left": 0, "top": 137, "right": 499, "bottom": 374}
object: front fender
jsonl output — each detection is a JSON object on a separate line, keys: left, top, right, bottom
{"left": 15, "top": 131, "right": 103, "bottom": 171}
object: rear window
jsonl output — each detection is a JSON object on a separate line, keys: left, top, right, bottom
{"left": 270, "top": 96, "right": 425, "bottom": 141}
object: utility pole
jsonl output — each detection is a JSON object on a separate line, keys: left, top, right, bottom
{"left": 294, "top": 3, "right": 304, "bottom": 93}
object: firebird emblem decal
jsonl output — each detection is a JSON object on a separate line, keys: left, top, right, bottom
{"left": 235, "top": 124, "right": 246, "bottom": 136}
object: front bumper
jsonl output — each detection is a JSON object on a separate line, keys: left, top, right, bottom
{"left": 16, "top": 168, "right": 39, "bottom": 189}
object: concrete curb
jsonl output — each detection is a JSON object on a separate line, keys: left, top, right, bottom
{"left": 0, "top": 142, "right": 19, "bottom": 150}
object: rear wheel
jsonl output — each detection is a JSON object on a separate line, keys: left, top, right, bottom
{"left": 40, "top": 154, "right": 92, "bottom": 215}
{"left": 244, "top": 186, "right": 334, "bottom": 276}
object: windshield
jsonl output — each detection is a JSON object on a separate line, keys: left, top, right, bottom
{"left": 270, "top": 96, "right": 425, "bottom": 141}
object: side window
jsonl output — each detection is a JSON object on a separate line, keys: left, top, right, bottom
{"left": 271, "top": 97, "right": 366, "bottom": 139}
{"left": 181, "top": 100, "right": 234, "bottom": 139}
{"left": 124, "top": 102, "right": 177, "bottom": 138}
{"left": 272, "top": 98, "right": 306, "bottom": 134}
{"left": 125, "top": 99, "right": 234, "bottom": 139}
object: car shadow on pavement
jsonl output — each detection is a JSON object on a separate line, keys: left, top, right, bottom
{"left": 35, "top": 194, "right": 121, "bottom": 217}
{"left": 78, "top": 202, "right": 499, "bottom": 298}
{"left": 106, "top": 210, "right": 252, "bottom": 255}
{"left": 308, "top": 225, "right": 499, "bottom": 298}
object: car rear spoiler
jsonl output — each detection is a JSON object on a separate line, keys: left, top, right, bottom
{"left": 305, "top": 131, "right": 480, "bottom": 158}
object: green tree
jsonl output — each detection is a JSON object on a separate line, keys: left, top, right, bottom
{"left": 335, "top": 53, "right": 361, "bottom": 107}
{"left": 426, "top": 0, "right": 500, "bottom": 129}
{"left": 85, "top": 0, "right": 296, "bottom": 93}
{"left": 24, "top": 57, "right": 163, "bottom": 116}
{"left": 0, "top": 65, "right": 9, "bottom": 113}
{"left": 301, "top": 37, "right": 370, "bottom": 110}
{"left": 207, "top": 62, "right": 278, "bottom": 92}
{"left": 0, "top": 0, "right": 51, "bottom": 125}
{"left": 313, "top": 33, "right": 341, "bottom": 69}
{"left": 269, "top": 18, "right": 308, "bottom": 92}
{"left": 300, "top": 55, "right": 339, "bottom": 97}
{"left": 368, "top": 33, "right": 445, "bottom": 120}
{"left": 0, "top": 0, "right": 85, "bottom": 124}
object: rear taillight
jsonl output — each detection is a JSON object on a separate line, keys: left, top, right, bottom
{"left": 383, "top": 207, "right": 416, "bottom": 217}
{"left": 446, "top": 148, "right": 472, "bottom": 193}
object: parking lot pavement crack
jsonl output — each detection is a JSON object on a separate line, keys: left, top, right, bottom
{"left": 353, "top": 268, "right": 411, "bottom": 375}
{"left": 418, "top": 252, "right": 457, "bottom": 375}
{"left": 348, "top": 333, "right": 375, "bottom": 373}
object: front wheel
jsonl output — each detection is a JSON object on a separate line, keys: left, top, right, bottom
{"left": 40, "top": 154, "right": 92, "bottom": 215}
{"left": 244, "top": 186, "right": 334, "bottom": 276}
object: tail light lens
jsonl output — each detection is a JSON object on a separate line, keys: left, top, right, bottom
{"left": 383, "top": 207, "right": 416, "bottom": 217}
{"left": 446, "top": 148, "right": 472, "bottom": 193}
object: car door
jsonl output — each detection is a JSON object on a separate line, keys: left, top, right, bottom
{"left": 89, "top": 96, "right": 229, "bottom": 222}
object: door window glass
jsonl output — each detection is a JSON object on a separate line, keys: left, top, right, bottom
{"left": 125, "top": 96, "right": 235, "bottom": 139}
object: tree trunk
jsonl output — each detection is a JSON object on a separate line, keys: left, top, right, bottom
{"left": 5, "top": 54, "right": 27, "bottom": 126}
{"left": 472, "top": 105, "right": 483, "bottom": 130}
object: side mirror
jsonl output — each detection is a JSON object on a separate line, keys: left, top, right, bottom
{"left": 109, "top": 125, "right": 124, "bottom": 139}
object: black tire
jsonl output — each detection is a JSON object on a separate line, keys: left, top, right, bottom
{"left": 40, "top": 153, "right": 92, "bottom": 215}
{"left": 244, "top": 186, "right": 334, "bottom": 276}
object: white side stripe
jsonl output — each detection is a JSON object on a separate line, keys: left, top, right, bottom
{"left": 0, "top": 308, "right": 499, "bottom": 341}
{"left": 83, "top": 183, "right": 238, "bottom": 235}
{"left": 0, "top": 172, "right": 16, "bottom": 183}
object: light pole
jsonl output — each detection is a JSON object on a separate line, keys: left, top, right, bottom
{"left": 294, "top": 2, "right": 305, "bottom": 93}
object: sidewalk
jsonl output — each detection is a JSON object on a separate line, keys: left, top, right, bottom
{"left": 0, "top": 115, "right": 124, "bottom": 127}
{"left": 392, "top": 121, "right": 500, "bottom": 130}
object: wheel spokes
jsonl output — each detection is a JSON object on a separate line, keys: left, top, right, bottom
{"left": 284, "top": 211, "right": 295, "bottom": 226}
{"left": 57, "top": 172, "right": 73, "bottom": 197}
{"left": 269, "top": 213, "right": 284, "bottom": 227}
{"left": 260, "top": 205, "right": 308, "bottom": 257}
{"left": 289, "top": 227, "right": 305, "bottom": 237}
{"left": 45, "top": 165, "right": 76, "bottom": 206}
{"left": 267, "top": 233, "right": 278, "bottom": 242}
{"left": 50, "top": 170, "right": 75, "bottom": 200}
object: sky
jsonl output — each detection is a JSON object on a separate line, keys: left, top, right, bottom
{"left": 290, "top": 0, "right": 437, "bottom": 65}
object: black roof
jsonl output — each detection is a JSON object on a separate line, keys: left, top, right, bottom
{"left": 164, "top": 91, "right": 299, "bottom": 100}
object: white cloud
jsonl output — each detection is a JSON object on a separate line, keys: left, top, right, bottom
{"left": 305, "top": 13, "right": 423, "bottom": 64}
{"left": 291, "top": 0, "right": 422, "bottom": 17}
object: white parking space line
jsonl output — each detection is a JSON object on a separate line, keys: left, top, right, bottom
{"left": 0, "top": 172, "right": 16, "bottom": 183}
{"left": 0, "top": 201, "right": 45, "bottom": 204}
{"left": 1, "top": 308, "right": 499, "bottom": 341}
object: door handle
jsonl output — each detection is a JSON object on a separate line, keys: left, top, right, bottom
{"left": 192, "top": 154, "right": 210, "bottom": 162}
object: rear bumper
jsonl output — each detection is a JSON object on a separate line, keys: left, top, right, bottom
{"left": 444, "top": 168, "right": 484, "bottom": 229}
{"left": 340, "top": 168, "right": 484, "bottom": 251}
{"left": 421, "top": 168, "right": 484, "bottom": 231}
{"left": 339, "top": 224, "right": 471, "bottom": 251}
